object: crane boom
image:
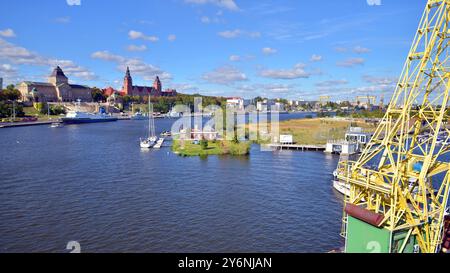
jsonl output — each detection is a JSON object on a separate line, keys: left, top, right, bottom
{"left": 337, "top": 0, "right": 450, "bottom": 253}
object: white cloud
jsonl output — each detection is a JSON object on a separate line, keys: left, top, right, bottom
{"left": 91, "top": 50, "right": 171, "bottom": 81}
{"left": 55, "top": 17, "right": 71, "bottom": 24}
{"left": 310, "top": 54, "right": 323, "bottom": 62}
{"left": 168, "top": 83, "right": 199, "bottom": 94}
{"left": 126, "top": 45, "right": 148, "bottom": 52}
{"left": 200, "top": 15, "right": 224, "bottom": 24}
{"left": 66, "top": 0, "right": 81, "bottom": 6}
{"left": 201, "top": 16, "right": 211, "bottom": 24}
{"left": 229, "top": 55, "right": 241, "bottom": 62}
{"left": 336, "top": 57, "right": 365, "bottom": 67}
{"left": 0, "top": 64, "right": 21, "bottom": 85}
{"left": 168, "top": 34, "right": 177, "bottom": 42}
{"left": 262, "top": 47, "right": 277, "bottom": 55}
{"left": 0, "top": 38, "right": 96, "bottom": 81}
{"left": 218, "top": 29, "right": 241, "bottom": 38}
{"left": 0, "top": 29, "right": 16, "bottom": 38}
{"left": 367, "top": 0, "right": 381, "bottom": 6}
{"left": 128, "top": 30, "right": 159, "bottom": 42}
{"left": 362, "top": 75, "right": 397, "bottom": 85}
{"left": 334, "top": 47, "right": 347, "bottom": 53}
{"left": 353, "top": 46, "right": 371, "bottom": 54}
{"left": 235, "top": 83, "right": 300, "bottom": 98}
{"left": 218, "top": 29, "right": 260, "bottom": 39}
{"left": 248, "top": 32, "right": 261, "bottom": 38}
{"left": 316, "top": 79, "right": 348, "bottom": 87}
{"left": 202, "top": 65, "right": 247, "bottom": 85}
{"left": 259, "top": 63, "right": 311, "bottom": 80}
{"left": 184, "top": 0, "right": 239, "bottom": 11}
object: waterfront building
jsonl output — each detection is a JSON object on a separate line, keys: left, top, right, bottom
{"left": 256, "top": 99, "right": 285, "bottom": 112}
{"left": 122, "top": 67, "right": 177, "bottom": 98}
{"left": 325, "top": 127, "right": 373, "bottom": 155}
{"left": 17, "top": 66, "right": 92, "bottom": 102}
{"left": 226, "top": 97, "right": 244, "bottom": 110}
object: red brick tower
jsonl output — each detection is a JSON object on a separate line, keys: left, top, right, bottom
{"left": 123, "top": 66, "right": 133, "bottom": 95}
{"left": 153, "top": 76, "right": 162, "bottom": 96}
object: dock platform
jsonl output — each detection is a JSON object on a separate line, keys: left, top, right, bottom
{"left": 266, "top": 143, "right": 326, "bottom": 151}
{"left": 0, "top": 120, "right": 60, "bottom": 128}
{"left": 153, "top": 138, "right": 165, "bottom": 149}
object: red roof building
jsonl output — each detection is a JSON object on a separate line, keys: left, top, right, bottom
{"left": 120, "top": 67, "right": 176, "bottom": 97}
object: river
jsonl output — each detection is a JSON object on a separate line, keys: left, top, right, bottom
{"left": 0, "top": 113, "right": 344, "bottom": 252}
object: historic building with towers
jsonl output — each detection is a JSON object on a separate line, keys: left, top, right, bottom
{"left": 121, "top": 67, "right": 177, "bottom": 98}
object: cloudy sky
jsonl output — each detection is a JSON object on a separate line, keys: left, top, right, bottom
{"left": 0, "top": 0, "right": 424, "bottom": 100}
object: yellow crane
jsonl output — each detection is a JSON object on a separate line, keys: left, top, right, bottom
{"left": 336, "top": 0, "right": 450, "bottom": 253}
{"left": 319, "top": 95, "right": 331, "bottom": 106}
{"left": 356, "top": 95, "right": 376, "bottom": 107}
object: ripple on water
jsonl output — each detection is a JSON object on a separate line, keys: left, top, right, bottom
{"left": 0, "top": 119, "right": 344, "bottom": 252}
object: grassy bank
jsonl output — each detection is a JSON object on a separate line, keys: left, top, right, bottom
{"left": 255, "top": 117, "right": 377, "bottom": 145}
{"left": 172, "top": 140, "right": 251, "bottom": 157}
{"left": 22, "top": 107, "right": 61, "bottom": 121}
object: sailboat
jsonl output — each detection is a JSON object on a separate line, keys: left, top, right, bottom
{"left": 140, "top": 97, "right": 158, "bottom": 148}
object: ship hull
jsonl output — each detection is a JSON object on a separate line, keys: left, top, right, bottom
{"left": 62, "top": 118, "right": 118, "bottom": 124}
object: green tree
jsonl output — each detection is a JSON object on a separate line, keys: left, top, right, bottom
{"left": 91, "top": 87, "right": 105, "bottom": 102}
{"left": 200, "top": 138, "right": 208, "bottom": 150}
{"left": 0, "top": 101, "right": 24, "bottom": 118}
{"left": 0, "top": 85, "right": 21, "bottom": 101}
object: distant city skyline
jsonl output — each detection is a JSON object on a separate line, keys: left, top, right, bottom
{"left": 0, "top": 0, "right": 422, "bottom": 100}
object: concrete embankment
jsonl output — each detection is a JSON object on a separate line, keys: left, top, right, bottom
{"left": 0, "top": 121, "right": 59, "bottom": 128}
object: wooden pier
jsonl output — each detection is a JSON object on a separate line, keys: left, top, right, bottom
{"left": 266, "top": 143, "right": 326, "bottom": 151}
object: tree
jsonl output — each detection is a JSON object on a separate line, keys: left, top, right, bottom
{"left": 91, "top": 87, "right": 105, "bottom": 102}
{"left": 0, "top": 85, "right": 21, "bottom": 101}
{"left": 0, "top": 101, "right": 24, "bottom": 118}
{"left": 200, "top": 138, "right": 208, "bottom": 150}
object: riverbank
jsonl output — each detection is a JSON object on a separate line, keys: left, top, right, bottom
{"left": 280, "top": 117, "right": 376, "bottom": 145}
{"left": 256, "top": 117, "right": 377, "bottom": 145}
{"left": 172, "top": 140, "right": 251, "bottom": 157}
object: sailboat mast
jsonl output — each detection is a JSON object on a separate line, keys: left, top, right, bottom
{"left": 147, "top": 94, "right": 156, "bottom": 138}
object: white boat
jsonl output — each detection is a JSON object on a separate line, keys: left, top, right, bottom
{"left": 333, "top": 180, "right": 350, "bottom": 196}
{"left": 140, "top": 138, "right": 154, "bottom": 148}
{"left": 50, "top": 122, "right": 63, "bottom": 128}
{"left": 140, "top": 97, "right": 157, "bottom": 148}
{"left": 167, "top": 108, "right": 181, "bottom": 118}
{"left": 62, "top": 100, "right": 117, "bottom": 124}
{"left": 131, "top": 112, "right": 147, "bottom": 120}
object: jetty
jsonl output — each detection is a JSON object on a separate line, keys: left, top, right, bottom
{"left": 266, "top": 143, "right": 326, "bottom": 151}
{"left": 153, "top": 138, "right": 165, "bottom": 149}
{"left": 0, "top": 120, "right": 61, "bottom": 128}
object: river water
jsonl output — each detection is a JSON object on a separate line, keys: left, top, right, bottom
{"left": 0, "top": 113, "right": 345, "bottom": 253}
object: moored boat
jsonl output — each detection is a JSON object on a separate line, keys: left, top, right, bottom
{"left": 62, "top": 111, "right": 118, "bottom": 124}
{"left": 50, "top": 122, "right": 63, "bottom": 128}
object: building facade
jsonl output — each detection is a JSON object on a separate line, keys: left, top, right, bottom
{"left": 17, "top": 66, "right": 92, "bottom": 102}
{"left": 122, "top": 67, "right": 177, "bottom": 98}
{"left": 226, "top": 97, "right": 245, "bottom": 110}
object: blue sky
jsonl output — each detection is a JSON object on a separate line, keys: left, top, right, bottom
{"left": 0, "top": 0, "right": 424, "bottom": 100}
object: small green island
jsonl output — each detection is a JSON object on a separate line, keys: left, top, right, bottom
{"left": 172, "top": 139, "right": 251, "bottom": 157}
